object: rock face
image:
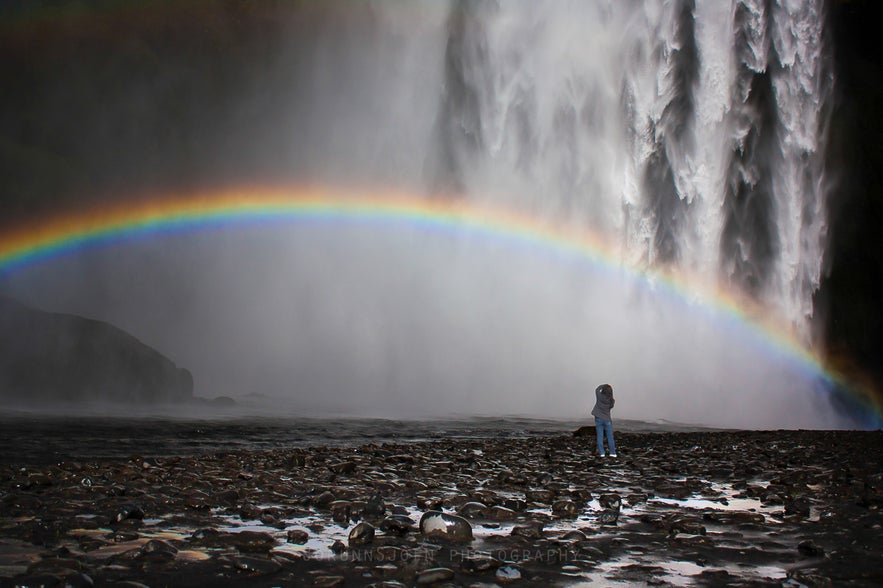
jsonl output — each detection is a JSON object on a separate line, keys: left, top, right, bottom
{"left": 0, "top": 296, "right": 193, "bottom": 403}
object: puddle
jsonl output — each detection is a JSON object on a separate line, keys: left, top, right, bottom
{"left": 567, "top": 554, "right": 789, "bottom": 587}
{"left": 42, "top": 477, "right": 799, "bottom": 585}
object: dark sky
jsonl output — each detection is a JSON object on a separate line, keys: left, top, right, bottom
{"left": 0, "top": 0, "right": 448, "bottom": 217}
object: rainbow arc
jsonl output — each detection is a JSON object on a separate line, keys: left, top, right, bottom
{"left": 0, "top": 186, "right": 879, "bottom": 425}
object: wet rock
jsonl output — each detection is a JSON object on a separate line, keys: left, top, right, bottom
{"left": 598, "top": 493, "right": 621, "bottom": 511}
{"left": 511, "top": 524, "right": 543, "bottom": 540}
{"left": 626, "top": 493, "right": 648, "bottom": 505}
{"left": 287, "top": 529, "right": 309, "bottom": 544}
{"left": 3, "top": 424, "right": 881, "bottom": 587}
{"left": 697, "top": 570, "right": 732, "bottom": 583}
{"left": 787, "top": 569, "right": 833, "bottom": 587}
{"left": 597, "top": 509, "right": 619, "bottom": 526}
{"left": 379, "top": 515, "right": 415, "bottom": 536}
{"left": 416, "top": 496, "right": 444, "bottom": 511}
{"left": 330, "top": 539, "right": 347, "bottom": 554}
{"left": 260, "top": 511, "right": 285, "bottom": 529}
{"left": 785, "top": 499, "right": 812, "bottom": 518}
{"left": 111, "top": 530, "right": 139, "bottom": 543}
{"left": 107, "top": 484, "right": 127, "bottom": 496}
{"left": 669, "top": 517, "right": 706, "bottom": 536}
{"left": 214, "top": 488, "right": 240, "bottom": 505}
{"left": 654, "top": 484, "right": 692, "bottom": 500}
{"left": 190, "top": 529, "right": 276, "bottom": 553}
{"left": 525, "top": 489, "right": 554, "bottom": 504}
{"left": 312, "top": 491, "right": 335, "bottom": 508}
{"left": 496, "top": 564, "right": 521, "bottom": 583}
{"left": 798, "top": 539, "right": 825, "bottom": 557}
{"left": 572, "top": 425, "right": 595, "bottom": 437}
{"left": 502, "top": 497, "right": 527, "bottom": 511}
{"left": 419, "top": 511, "right": 473, "bottom": 543}
{"left": 27, "top": 557, "right": 85, "bottom": 574}
{"left": 416, "top": 567, "right": 454, "bottom": 584}
{"left": 373, "top": 545, "right": 406, "bottom": 563}
{"left": 184, "top": 490, "right": 211, "bottom": 510}
{"left": 330, "top": 500, "right": 352, "bottom": 524}
{"left": 560, "top": 529, "right": 589, "bottom": 541}
{"left": 461, "top": 554, "right": 501, "bottom": 573}
{"left": 370, "top": 563, "right": 399, "bottom": 580}
{"left": 705, "top": 511, "right": 766, "bottom": 525}
{"left": 239, "top": 503, "right": 263, "bottom": 521}
{"left": 364, "top": 494, "right": 387, "bottom": 518}
{"left": 313, "top": 575, "right": 345, "bottom": 587}
{"left": 551, "top": 500, "right": 580, "bottom": 518}
{"left": 457, "top": 501, "right": 488, "bottom": 519}
{"left": 142, "top": 538, "right": 177, "bottom": 556}
{"left": 226, "top": 555, "right": 282, "bottom": 575}
{"left": 487, "top": 505, "right": 517, "bottom": 521}
{"left": 762, "top": 492, "right": 784, "bottom": 505}
{"left": 349, "top": 521, "right": 376, "bottom": 547}
{"left": 329, "top": 461, "right": 357, "bottom": 475}
{"left": 112, "top": 504, "right": 145, "bottom": 523}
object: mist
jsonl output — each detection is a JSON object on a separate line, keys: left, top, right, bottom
{"left": 0, "top": 221, "right": 849, "bottom": 429}
{"left": 0, "top": 1, "right": 865, "bottom": 429}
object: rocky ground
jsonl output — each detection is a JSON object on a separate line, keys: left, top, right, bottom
{"left": 0, "top": 429, "right": 881, "bottom": 587}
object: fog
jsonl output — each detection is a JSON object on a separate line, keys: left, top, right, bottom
{"left": 0, "top": 1, "right": 863, "bottom": 429}
{"left": 0, "top": 221, "right": 850, "bottom": 429}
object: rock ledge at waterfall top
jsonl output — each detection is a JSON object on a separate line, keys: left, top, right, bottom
{"left": 0, "top": 296, "right": 193, "bottom": 404}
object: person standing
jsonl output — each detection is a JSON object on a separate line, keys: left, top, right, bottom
{"left": 591, "top": 383, "right": 616, "bottom": 457}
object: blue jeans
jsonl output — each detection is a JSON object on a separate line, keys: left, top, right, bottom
{"left": 595, "top": 418, "right": 616, "bottom": 456}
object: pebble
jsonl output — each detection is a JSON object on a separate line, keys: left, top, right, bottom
{"left": 416, "top": 567, "right": 455, "bottom": 584}
{"left": 0, "top": 429, "right": 879, "bottom": 587}
{"left": 287, "top": 529, "right": 309, "bottom": 544}
{"left": 348, "top": 521, "right": 375, "bottom": 547}
{"left": 379, "top": 515, "right": 415, "bottom": 536}
{"left": 419, "top": 511, "right": 474, "bottom": 543}
{"left": 495, "top": 564, "right": 521, "bottom": 582}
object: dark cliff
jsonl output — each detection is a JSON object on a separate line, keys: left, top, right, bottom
{"left": 817, "top": 0, "right": 883, "bottom": 391}
{"left": 0, "top": 297, "right": 193, "bottom": 404}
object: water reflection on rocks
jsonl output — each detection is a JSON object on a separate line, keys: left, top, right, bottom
{"left": 0, "top": 429, "right": 880, "bottom": 586}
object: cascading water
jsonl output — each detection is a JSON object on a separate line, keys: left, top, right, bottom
{"left": 428, "top": 0, "right": 831, "bottom": 339}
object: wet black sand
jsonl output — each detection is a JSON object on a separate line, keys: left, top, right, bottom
{"left": 1, "top": 428, "right": 881, "bottom": 587}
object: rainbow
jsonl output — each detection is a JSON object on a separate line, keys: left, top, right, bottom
{"left": 0, "top": 186, "right": 880, "bottom": 426}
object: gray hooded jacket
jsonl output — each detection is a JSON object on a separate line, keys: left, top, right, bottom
{"left": 591, "top": 384, "right": 615, "bottom": 421}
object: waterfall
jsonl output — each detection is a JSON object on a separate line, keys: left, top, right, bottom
{"left": 0, "top": 0, "right": 846, "bottom": 426}
{"left": 428, "top": 0, "right": 832, "bottom": 337}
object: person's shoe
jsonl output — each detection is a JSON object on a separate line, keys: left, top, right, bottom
{"left": 598, "top": 454, "right": 606, "bottom": 458}
{"left": 609, "top": 453, "right": 617, "bottom": 458}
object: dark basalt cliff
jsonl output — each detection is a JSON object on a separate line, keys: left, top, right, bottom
{"left": 0, "top": 296, "right": 193, "bottom": 404}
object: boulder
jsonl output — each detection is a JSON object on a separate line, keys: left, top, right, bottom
{"left": 419, "top": 510, "right": 473, "bottom": 543}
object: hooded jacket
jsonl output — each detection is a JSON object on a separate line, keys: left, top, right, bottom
{"left": 591, "top": 384, "right": 615, "bottom": 421}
